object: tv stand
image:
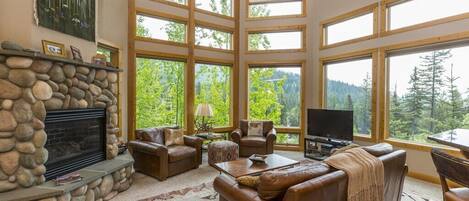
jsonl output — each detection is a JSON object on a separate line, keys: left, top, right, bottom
{"left": 304, "top": 136, "right": 351, "bottom": 161}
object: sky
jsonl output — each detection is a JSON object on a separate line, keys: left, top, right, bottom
{"left": 249, "top": 1, "right": 302, "bottom": 17}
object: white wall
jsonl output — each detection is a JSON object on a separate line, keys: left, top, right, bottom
{"left": 239, "top": 0, "right": 469, "bottom": 180}
{"left": 0, "top": 0, "right": 129, "bottom": 139}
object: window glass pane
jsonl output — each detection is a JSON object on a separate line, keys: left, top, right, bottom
{"left": 249, "top": 1, "right": 302, "bottom": 18}
{"left": 97, "top": 47, "right": 112, "bottom": 63}
{"left": 326, "top": 13, "right": 373, "bottom": 45}
{"left": 248, "top": 31, "right": 302, "bottom": 51}
{"left": 249, "top": 67, "right": 301, "bottom": 128}
{"left": 326, "top": 58, "right": 372, "bottom": 135}
{"left": 195, "top": 63, "right": 231, "bottom": 127}
{"left": 388, "top": 45, "right": 469, "bottom": 144}
{"left": 196, "top": 0, "right": 232, "bottom": 16}
{"left": 389, "top": 0, "right": 469, "bottom": 30}
{"left": 136, "top": 15, "right": 186, "bottom": 43}
{"left": 195, "top": 27, "right": 232, "bottom": 50}
{"left": 136, "top": 58, "right": 185, "bottom": 128}
{"left": 276, "top": 133, "right": 300, "bottom": 145}
{"left": 165, "top": 0, "right": 186, "bottom": 5}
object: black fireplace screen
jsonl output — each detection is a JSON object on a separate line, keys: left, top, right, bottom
{"left": 44, "top": 109, "right": 106, "bottom": 181}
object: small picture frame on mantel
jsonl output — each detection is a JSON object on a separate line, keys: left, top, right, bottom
{"left": 42, "top": 40, "right": 66, "bottom": 58}
{"left": 70, "top": 45, "right": 83, "bottom": 62}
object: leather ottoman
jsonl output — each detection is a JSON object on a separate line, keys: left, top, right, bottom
{"left": 208, "top": 141, "right": 239, "bottom": 165}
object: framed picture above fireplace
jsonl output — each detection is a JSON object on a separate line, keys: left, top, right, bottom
{"left": 36, "top": 0, "right": 96, "bottom": 41}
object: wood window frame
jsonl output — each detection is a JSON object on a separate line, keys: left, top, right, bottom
{"left": 245, "top": 25, "right": 306, "bottom": 54}
{"left": 379, "top": 31, "right": 469, "bottom": 155}
{"left": 194, "top": 57, "right": 235, "bottom": 132}
{"left": 319, "top": 49, "right": 379, "bottom": 143}
{"left": 245, "top": 0, "right": 306, "bottom": 21}
{"left": 320, "top": 3, "right": 378, "bottom": 50}
{"left": 244, "top": 61, "right": 306, "bottom": 151}
{"left": 194, "top": 0, "right": 235, "bottom": 20}
{"left": 380, "top": 0, "right": 469, "bottom": 37}
{"left": 195, "top": 20, "right": 235, "bottom": 53}
{"left": 135, "top": 8, "right": 189, "bottom": 47}
{"left": 151, "top": 0, "right": 189, "bottom": 9}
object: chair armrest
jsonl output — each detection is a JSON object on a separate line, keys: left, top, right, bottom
{"left": 213, "top": 174, "right": 263, "bottom": 201}
{"left": 128, "top": 140, "right": 168, "bottom": 156}
{"left": 266, "top": 128, "right": 277, "bottom": 154}
{"left": 231, "top": 129, "right": 242, "bottom": 144}
{"left": 283, "top": 171, "right": 348, "bottom": 201}
{"left": 184, "top": 136, "right": 203, "bottom": 165}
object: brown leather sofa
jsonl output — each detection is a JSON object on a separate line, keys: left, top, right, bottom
{"left": 231, "top": 120, "right": 276, "bottom": 157}
{"left": 128, "top": 127, "right": 203, "bottom": 181}
{"left": 214, "top": 144, "right": 408, "bottom": 201}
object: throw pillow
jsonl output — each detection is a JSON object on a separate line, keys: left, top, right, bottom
{"left": 236, "top": 176, "right": 260, "bottom": 188}
{"left": 247, "top": 121, "right": 263, "bottom": 136}
{"left": 164, "top": 128, "right": 185, "bottom": 146}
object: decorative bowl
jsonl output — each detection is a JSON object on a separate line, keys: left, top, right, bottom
{"left": 249, "top": 154, "right": 268, "bottom": 163}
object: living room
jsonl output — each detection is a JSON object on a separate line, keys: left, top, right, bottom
{"left": 0, "top": 0, "right": 468, "bottom": 201}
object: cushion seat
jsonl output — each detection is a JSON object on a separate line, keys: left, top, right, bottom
{"left": 240, "top": 136, "right": 266, "bottom": 147}
{"left": 168, "top": 145, "right": 196, "bottom": 162}
{"left": 445, "top": 188, "right": 469, "bottom": 201}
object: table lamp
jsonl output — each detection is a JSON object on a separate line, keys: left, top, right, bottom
{"left": 195, "top": 103, "right": 214, "bottom": 133}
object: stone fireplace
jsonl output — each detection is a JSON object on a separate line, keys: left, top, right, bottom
{"left": 0, "top": 50, "right": 134, "bottom": 201}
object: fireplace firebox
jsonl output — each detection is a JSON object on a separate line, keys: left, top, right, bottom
{"left": 44, "top": 109, "right": 106, "bottom": 181}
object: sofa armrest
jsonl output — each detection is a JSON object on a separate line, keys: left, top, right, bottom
{"left": 231, "top": 129, "right": 242, "bottom": 144}
{"left": 128, "top": 140, "right": 168, "bottom": 156}
{"left": 266, "top": 128, "right": 277, "bottom": 154}
{"left": 184, "top": 136, "right": 203, "bottom": 165}
{"left": 283, "top": 171, "right": 348, "bottom": 201}
{"left": 213, "top": 174, "right": 264, "bottom": 201}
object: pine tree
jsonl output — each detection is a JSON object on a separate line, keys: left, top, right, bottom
{"left": 404, "top": 67, "right": 426, "bottom": 139}
{"left": 445, "top": 64, "right": 464, "bottom": 130}
{"left": 347, "top": 95, "right": 353, "bottom": 111}
{"left": 357, "top": 73, "right": 371, "bottom": 134}
{"left": 389, "top": 83, "right": 408, "bottom": 137}
{"left": 419, "top": 50, "right": 452, "bottom": 133}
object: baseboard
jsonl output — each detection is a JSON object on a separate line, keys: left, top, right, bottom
{"left": 407, "top": 171, "right": 461, "bottom": 188}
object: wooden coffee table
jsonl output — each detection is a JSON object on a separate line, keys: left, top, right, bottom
{"left": 213, "top": 154, "right": 300, "bottom": 178}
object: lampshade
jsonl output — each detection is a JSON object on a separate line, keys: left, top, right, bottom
{"left": 195, "top": 103, "right": 214, "bottom": 117}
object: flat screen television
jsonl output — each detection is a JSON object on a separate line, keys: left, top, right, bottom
{"left": 307, "top": 109, "right": 353, "bottom": 141}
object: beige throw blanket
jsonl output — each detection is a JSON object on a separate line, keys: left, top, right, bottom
{"left": 324, "top": 147, "right": 384, "bottom": 201}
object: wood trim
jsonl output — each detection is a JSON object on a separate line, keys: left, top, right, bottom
{"left": 195, "top": 8, "right": 235, "bottom": 21}
{"left": 385, "top": 139, "right": 462, "bottom": 156}
{"left": 382, "top": 31, "right": 469, "bottom": 52}
{"left": 127, "top": 0, "right": 137, "bottom": 140}
{"left": 320, "top": 3, "right": 378, "bottom": 49}
{"left": 233, "top": 0, "right": 240, "bottom": 128}
{"left": 274, "top": 145, "right": 301, "bottom": 151}
{"left": 194, "top": 45, "right": 234, "bottom": 54}
{"left": 407, "top": 171, "right": 462, "bottom": 188}
{"left": 195, "top": 20, "right": 235, "bottom": 33}
{"left": 150, "top": 0, "right": 189, "bottom": 9}
{"left": 380, "top": 0, "right": 469, "bottom": 37}
{"left": 245, "top": 25, "right": 306, "bottom": 53}
{"left": 194, "top": 57, "right": 234, "bottom": 66}
{"left": 136, "top": 7, "right": 188, "bottom": 23}
{"left": 245, "top": 0, "right": 306, "bottom": 21}
{"left": 135, "top": 49, "right": 188, "bottom": 61}
{"left": 135, "top": 36, "right": 188, "bottom": 47}
{"left": 186, "top": 0, "right": 196, "bottom": 134}
{"left": 319, "top": 49, "right": 378, "bottom": 143}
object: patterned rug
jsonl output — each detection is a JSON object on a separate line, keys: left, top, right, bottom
{"left": 139, "top": 181, "right": 434, "bottom": 201}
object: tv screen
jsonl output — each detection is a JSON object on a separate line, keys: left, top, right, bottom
{"left": 307, "top": 109, "right": 353, "bottom": 141}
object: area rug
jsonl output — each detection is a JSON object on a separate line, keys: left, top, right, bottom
{"left": 139, "top": 181, "right": 434, "bottom": 201}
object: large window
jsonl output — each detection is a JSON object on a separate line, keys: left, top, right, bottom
{"left": 163, "top": 0, "right": 186, "bottom": 5}
{"left": 195, "top": 26, "right": 233, "bottom": 50}
{"left": 325, "top": 58, "right": 373, "bottom": 136}
{"left": 196, "top": 0, "right": 232, "bottom": 17}
{"left": 387, "top": 0, "right": 469, "bottom": 31}
{"left": 248, "top": 29, "right": 303, "bottom": 51}
{"left": 387, "top": 44, "right": 469, "bottom": 144}
{"left": 195, "top": 63, "right": 232, "bottom": 127}
{"left": 136, "top": 14, "right": 186, "bottom": 43}
{"left": 325, "top": 13, "right": 374, "bottom": 45}
{"left": 248, "top": 0, "right": 303, "bottom": 18}
{"left": 136, "top": 57, "right": 185, "bottom": 129}
{"left": 248, "top": 66, "right": 302, "bottom": 145}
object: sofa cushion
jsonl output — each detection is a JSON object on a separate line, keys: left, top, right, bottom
{"left": 164, "top": 128, "right": 185, "bottom": 146}
{"left": 137, "top": 128, "right": 165, "bottom": 144}
{"left": 257, "top": 162, "right": 330, "bottom": 200}
{"left": 168, "top": 145, "right": 196, "bottom": 162}
{"left": 363, "top": 143, "right": 393, "bottom": 157}
{"left": 240, "top": 136, "right": 266, "bottom": 147}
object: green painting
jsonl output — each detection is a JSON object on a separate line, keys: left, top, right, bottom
{"left": 37, "top": 0, "right": 95, "bottom": 41}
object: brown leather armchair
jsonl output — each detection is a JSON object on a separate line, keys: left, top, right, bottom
{"left": 231, "top": 120, "right": 276, "bottom": 157}
{"left": 431, "top": 148, "right": 469, "bottom": 201}
{"left": 214, "top": 144, "right": 408, "bottom": 201}
{"left": 128, "top": 127, "right": 203, "bottom": 181}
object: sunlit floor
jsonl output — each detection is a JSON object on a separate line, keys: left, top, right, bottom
{"left": 114, "top": 150, "right": 443, "bottom": 201}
